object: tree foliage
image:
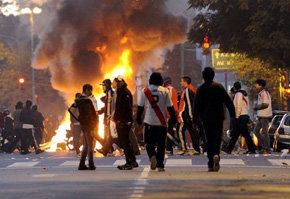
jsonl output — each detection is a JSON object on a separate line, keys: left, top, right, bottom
{"left": 232, "top": 54, "right": 287, "bottom": 109}
{"left": 188, "top": 0, "right": 290, "bottom": 68}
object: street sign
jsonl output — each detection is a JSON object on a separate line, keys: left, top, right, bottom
{"left": 211, "top": 49, "right": 236, "bottom": 70}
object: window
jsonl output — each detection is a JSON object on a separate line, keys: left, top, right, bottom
{"left": 284, "top": 116, "right": 290, "bottom": 126}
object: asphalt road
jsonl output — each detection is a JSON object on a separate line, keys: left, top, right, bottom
{"left": 0, "top": 151, "right": 289, "bottom": 199}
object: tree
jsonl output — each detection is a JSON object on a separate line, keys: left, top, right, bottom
{"left": 232, "top": 54, "right": 288, "bottom": 110}
{"left": 188, "top": 0, "right": 290, "bottom": 68}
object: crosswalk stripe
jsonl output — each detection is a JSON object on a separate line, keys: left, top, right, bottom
{"left": 268, "top": 159, "right": 290, "bottom": 166}
{"left": 113, "top": 159, "right": 141, "bottom": 166}
{"left": 60, "top": 161, "right": 79, "bottom": 166}
{"left": 7, "top": 162, "right": 39, "bottom": 168}
{"left": 166, "top": 159, "right": 192, "bottom": 166}
{"left": 220, "top": 159, "right": 245, "bottom": 165}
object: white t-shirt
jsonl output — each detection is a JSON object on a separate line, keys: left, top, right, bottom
{"left": 233, "top": 92, "right": 249, "bottom": 118}
{"left": 257, "top": 89, "right": 272, "bottom": 118}
{"left": 138, "top": 85, "right": 173, "bottom": 126}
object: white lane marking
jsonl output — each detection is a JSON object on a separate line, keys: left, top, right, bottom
{"left": 7, "top": 162, "right": 39, "bottom": 168}
{"left": 268, "top": 159, "right": 290, "bottom": 166}
{"left": 60, "top": 161, "right": 79, "bottom": 166}
{"left": 130, "top": 194, "right": 142, "bottom": 198}
{"left": 113, "top": 159, "right": 141, "bottom": 166}
{"left": 133, "top": 190, "right": 144, "bottom": 194}
{"left": 130, "top": 166, "right": 150, "bottom": 198}
{"left": 166, "top": 159, "right": 191, "bottom": 166}
{"left": 220, "top": 159, "right": 245, "bottom": 165}
{"left": 33, "top": 174, "right": 56, "bottom": 178}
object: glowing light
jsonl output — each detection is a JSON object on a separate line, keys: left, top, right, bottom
{"left": 32, "top": 7, "right": 42, "bottom": 14}
{"left": 18, "top": 78, "right": 25, "bottom": 84}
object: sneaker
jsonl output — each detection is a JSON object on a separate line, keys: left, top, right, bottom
{"left": 35, "top": 149, "right": 45, "bottom": 154}
{"left": 89, "top": 165, "right": 96, "bottom": 170}
{"left": 157, "top": 168, "right": 165, "bottom": 172}
{"left": 187, "top": 150, "right": 201, "bottom": 156}
{"left": 117, "top": 164, "right": 133, "bottom": 170}
{"left": 244, "top": 150, "right": 256, "bottom": 154}
{"left": 208, "top": 168, "right": 214, "bottom": 172}
{"left": 165, "top": 150, "right": 173, "bottom": 156}
{"left": 131, "top": 162, "right": 139, "bottom": 168}
{"left": 212, "top": 155, "right": 220, "bottom": 172}
{"left": 150, "top": 156, "right": 157, "bottom": 170}
{"left": 176, "top": 150, "right": 187, "bottom": 155}
{"left": 78, "top": 165, "right": 89, "bottom": 170}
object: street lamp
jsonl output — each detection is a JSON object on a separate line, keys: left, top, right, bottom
{"left": 21, "top": 7, "right": 42, "bottom": 104}
{"left": 18, "top": 77, "right": 25, "bottom": 100}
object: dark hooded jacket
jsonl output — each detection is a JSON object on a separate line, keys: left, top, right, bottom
{"left": 193, "top": 81, "right": 235, "bottom": 124}
{"left": 76, "top": 94, "right": 97, "bottom": 130}
{"left": 114, "top": 83, "right": 133, "bottom": 124}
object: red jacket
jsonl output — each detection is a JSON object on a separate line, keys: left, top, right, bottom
{"left": 166, "top": 84, "right": 178, "bottom": 119}
{"left": 178, "top": 84, "right": 196, "bottom": 122}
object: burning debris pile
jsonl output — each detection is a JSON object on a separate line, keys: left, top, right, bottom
{"left": 33, "top": 0, "right": 188, "bottom": 151}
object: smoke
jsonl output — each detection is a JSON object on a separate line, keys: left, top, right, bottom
{"left": 33, "top": 0, "right": 188, "bottom": 95}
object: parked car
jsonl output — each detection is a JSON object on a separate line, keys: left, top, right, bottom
{"left": 268, "top": 114, "right": 284, "bottom": 145}
{"left": 273, "top": 112, "right": 290, "bottom": 151}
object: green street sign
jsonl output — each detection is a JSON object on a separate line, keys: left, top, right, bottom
{"left": 211, "top": 49, "right": 235, "bottom": 70}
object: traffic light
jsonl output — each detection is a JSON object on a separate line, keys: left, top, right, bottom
{"left": 202, "top": 35, "right": 210, "bottom": 56}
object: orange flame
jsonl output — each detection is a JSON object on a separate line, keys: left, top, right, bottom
{"left": 45, "top": 48, "right": 133, "bottom": 152}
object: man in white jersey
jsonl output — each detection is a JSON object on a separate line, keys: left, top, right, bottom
{"left": 224, "top": 82, "right": 256, "bottom": 154}
{"left": 253, "top": 79, "right": 272, "bottom": 154}
{"left": 137, "top": 72, "right": 177, "bottom": 172}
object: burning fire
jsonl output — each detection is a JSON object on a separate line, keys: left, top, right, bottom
{"left": 44, "top": 40, "right": 133, "bottom": 152}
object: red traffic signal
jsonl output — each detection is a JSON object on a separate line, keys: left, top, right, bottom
{"left": 202, "top": 35, "right": 210, "bottom": 56}
{"left": 18, "top": 78, "right": 25, "bottom": 85}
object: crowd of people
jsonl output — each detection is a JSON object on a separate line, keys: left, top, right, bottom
{"left": 0, "top": 101, "right": 45, "bottom": 154}
{"left": 0, "top": 67, "right": 273, "bottom": 173}
{"left": 67, "top": 67, "right": 273, "bottom": 172}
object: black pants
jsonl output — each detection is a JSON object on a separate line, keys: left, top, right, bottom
{"left": 7, "top": 128, "right": 22, "bottom": 153}
{"left": 203, "top": 121, "right": 223, "bottom": 168}
{"left": 166, "top": 119, "right": 175, "bottom": 152}
{"left": 35, "top": 127, "right": 43, "bottom": 145}
{"left": 117, "top": 123, "right": 136, "bottom": 165}
{"left": 227, "top": 115, "right": 256, "bottom": 152}
{"left": 144, "top": 124, "right": 167, "bottom": 168}
{"left": 178, "top": 121, "right": 200, "bottom": 152}
{"left": 20, "top": 129, "right": 39, "bottom": 153}
{"left": 80, "top": 127, "right": 94, "bottom": 166}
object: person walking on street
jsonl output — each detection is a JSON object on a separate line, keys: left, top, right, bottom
{"left": 69, "top": 93, "right": 82, "bottom": 156}
{"left": 163, "top": 76, "right": 179, "bottom": 155}
{"left": 76, "top": 84, "right": 97, "bottom": 170}
{"left": 9, "top": 102, "right": 23, "bottom": 153}
{"left": 20, "top": 100, "right": 43, "bottom": 155}
{"left": 253, "top": 79, "right": 272, "bottom": 154}
{"left": 177, "top": 76, "right": 200, "bottom": 155}
{"left": 193, "top": 67, "right": 235, "bottom": 172}
{"left": 114, "top": 76, "right": 138, "bottom": 170}
{"left": 137, "top": 73, "right": 177, "bottom": 172}
{"left": 32, "top": 105, "right": 45, "bottom": 145}
{"left": 225, "top": 82, "right": 256, "bottom": 154}
{"left": 98, "top": 79, "right": 116, "bottom": 156}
